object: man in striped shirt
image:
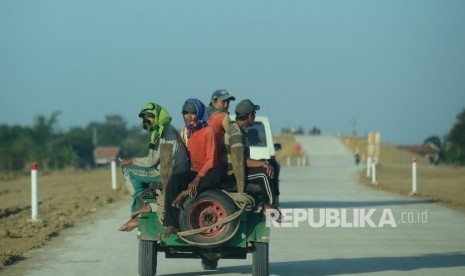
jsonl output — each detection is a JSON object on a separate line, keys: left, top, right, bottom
{"left": 223, "top": 99, "right": 280, "bottom": 219}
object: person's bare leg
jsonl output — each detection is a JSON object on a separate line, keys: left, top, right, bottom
{"left": 131, "top": 203, "right": 152, "bottom": 219}
{"left": 118, "top": 217, "right": 139, "bottom": 232}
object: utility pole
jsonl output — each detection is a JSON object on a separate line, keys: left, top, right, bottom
{"left": 350, "top": 118, "right": 357, "bottom": 137}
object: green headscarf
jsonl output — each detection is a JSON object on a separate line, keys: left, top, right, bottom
{"left": 139, "top": 102, "right": 172, "bottom": 144}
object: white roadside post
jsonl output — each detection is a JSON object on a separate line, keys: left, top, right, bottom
{"left": 111, "top": 158, "right": 117, "bottom": 190}
{"left": 30, "top": 163, "right": 39, "bottom": 222}
{"left": 411, "top": 158, "right": 417, "bottom": 195}
{"left": 366, "top": 156, "right": 372, "bottom": 177}
{"left": 286, "top": 156, "right": 290, "bottom": 167}
{"left": 371, "top": 158, "right": 377, "bottom": 184}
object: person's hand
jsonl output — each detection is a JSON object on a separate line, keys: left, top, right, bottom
{"left": 262, "top": 160, "right": 274, "bottom": 178}
{"left": 187, "top": 177, "right": 200, "bottom": 196}
{"left": 120, "top": 158, "right": 134, "bottom": 167}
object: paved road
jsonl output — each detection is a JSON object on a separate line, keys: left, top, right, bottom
{"left": 3, "top": 136, "right": 465, "bottom": 275}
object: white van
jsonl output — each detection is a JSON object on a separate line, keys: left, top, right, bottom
{"left": 230, "top": 115, "right": 281, "bottom": 160}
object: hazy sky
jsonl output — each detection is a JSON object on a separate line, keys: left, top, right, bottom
{"left": 1, "top": 0, "right": 464, "bottom": 145}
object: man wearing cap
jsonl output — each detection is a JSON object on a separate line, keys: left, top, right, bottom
{"left": 223, "top": 99, "right": 280, "bottom": 219}
{"left": 164, "top": 98, "right": 224, "bottom": 236}
{"left": 207, "top": 89, "right": 235, "bottom": 138}
{"left": 207, "top": 89, "right": 236, "bottom": 163}
{"left": 118, "top": 102, "right": 189, "bottom": 232}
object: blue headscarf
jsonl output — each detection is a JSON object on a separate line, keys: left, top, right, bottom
{"left": 182, "top": 98, "right": 209, "bottom": 137}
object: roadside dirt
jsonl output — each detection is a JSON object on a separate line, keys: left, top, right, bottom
{"left": 0, "top": 167, "right": 128, "bottom": 270}
{"left": 340, "top": 136, "right": 465, "bottom": 212}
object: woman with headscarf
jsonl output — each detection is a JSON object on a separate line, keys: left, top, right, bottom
{"left": 119, "top": 102, "right": 189, "bottom": 232}
{"left": 163, "top": 98, "right": 224, "bottom": 236}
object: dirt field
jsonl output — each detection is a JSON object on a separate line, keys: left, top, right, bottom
{"left": 340, "top": 136, "right": 465, "bottom": 211}
{"left": 0, "top": 167, "right": 128, "bottom": 270}
{"left": 0, "top": 135, "right": 298, "bottom": 270}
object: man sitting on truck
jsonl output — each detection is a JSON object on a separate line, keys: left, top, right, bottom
{"left": 164, "top": 98, "right": 224, "bottom": 236}
{"left": 223, "top": 99, "right": 281, "bottom": 221}
{"left": 207, "top": 89, "right": 235, "bottom": 138}
{"left": 118, "top": 102, "right": 189, "bottom": 232}
{"left": 207, "top": 88, "right": 235, "bottom": 167}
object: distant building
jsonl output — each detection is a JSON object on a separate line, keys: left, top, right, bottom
{"left": 397, "top": 143, "right": 441, "bottom": 165}
{"left": 93, "top": 146, "right": 121, "bottom": 166}
{"left": 281, "top": 126, "right": 306, "bottom": 135}
{"left": 309, "top": 126, "right": 321, "bottom": 135}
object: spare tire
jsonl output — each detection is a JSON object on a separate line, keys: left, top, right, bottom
{"left": 179, "top": 190, "right": 239, "bottom": 246}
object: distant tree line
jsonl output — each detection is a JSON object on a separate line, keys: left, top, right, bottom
{"left": 0, "top": 113, "right": 149, "bottom": 174}
{"left": 2, "top": 108, "right": 465, "bottom": 173}
{"left": 424, "top": 108, "right": 465, "bottom": 166}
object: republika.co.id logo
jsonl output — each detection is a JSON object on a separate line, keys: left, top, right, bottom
{"left": 266, "top": 208, "right": 428, "bottom": 228}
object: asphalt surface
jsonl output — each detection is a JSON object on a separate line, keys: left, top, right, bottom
{"left": 3, "top": 135, "right": 465, "bottom": 275}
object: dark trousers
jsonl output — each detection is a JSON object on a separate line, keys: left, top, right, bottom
{"left": 164, "top": 167, "right": 224, "bottom": 228}
{"left": 267, "top": 158, "right": 280, "bottom": 196}
{"left": 246, "top": 166, "right": 278, "bottom": 206}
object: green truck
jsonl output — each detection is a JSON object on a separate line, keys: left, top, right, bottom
{"left": 137, "top": 117, "right": 280, "bottom": 276}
